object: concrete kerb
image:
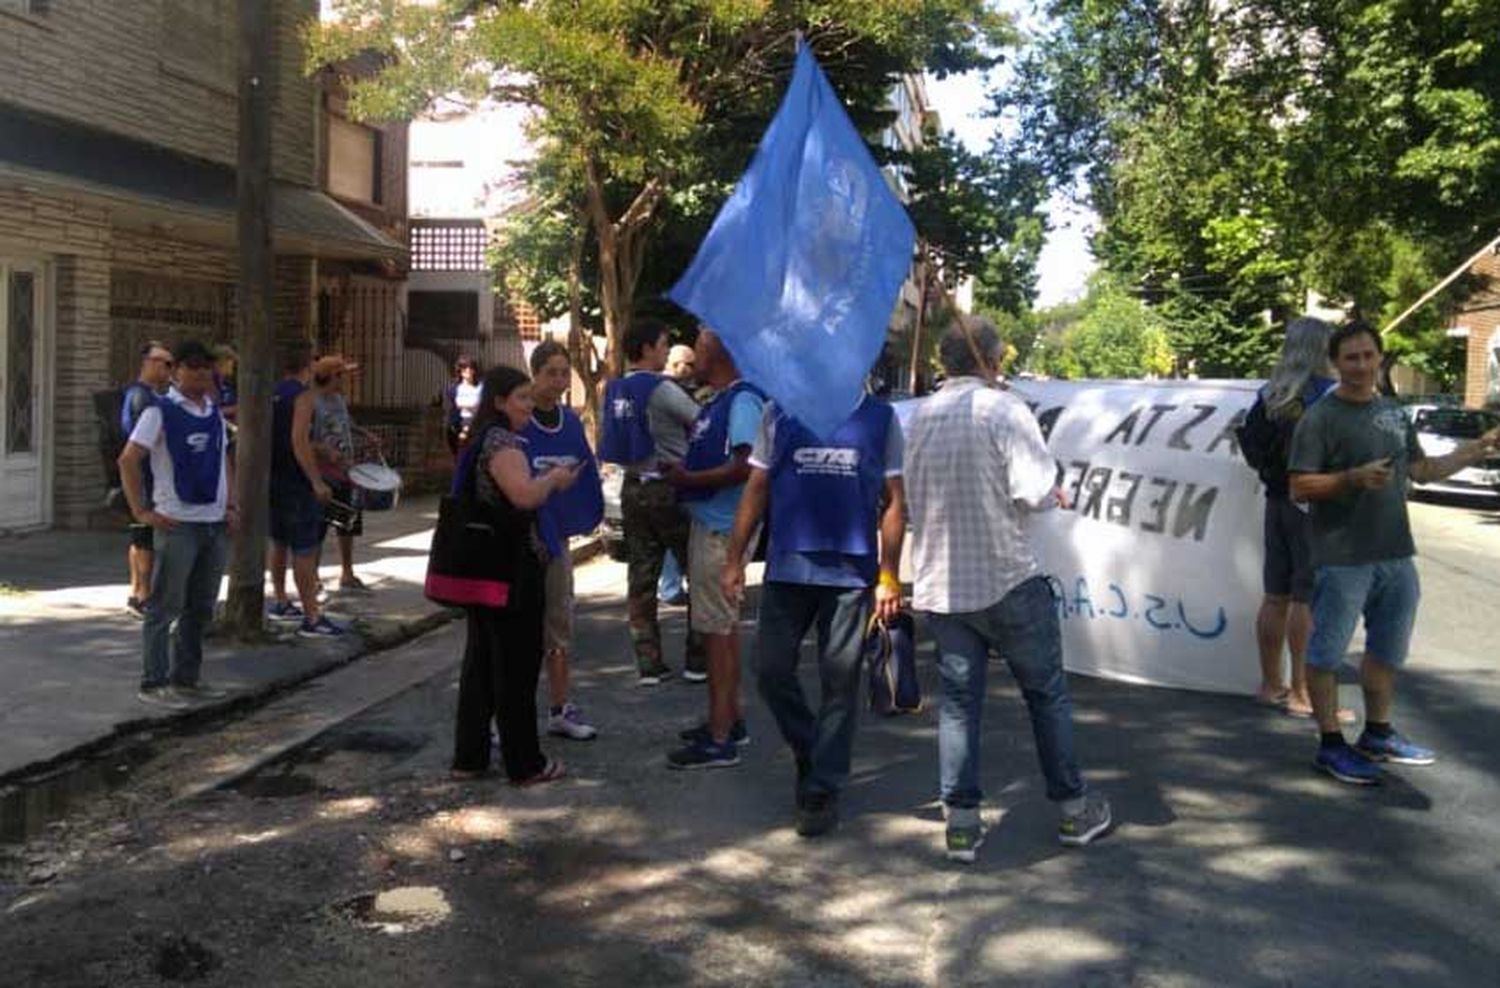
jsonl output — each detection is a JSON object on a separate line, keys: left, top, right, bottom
{"left": 0, "top": 536, "right": 601, "bottom": 842}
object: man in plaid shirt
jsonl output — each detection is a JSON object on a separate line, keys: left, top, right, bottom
{"left": 904, "top": 316, "right": 1112, "bottom": 862}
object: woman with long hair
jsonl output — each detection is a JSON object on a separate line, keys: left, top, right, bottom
{"left": 1239, "top": 317, "right": 1347, "bottom": 720}
{"left": 451, "top": 365, "right": 581, "bottom": 784}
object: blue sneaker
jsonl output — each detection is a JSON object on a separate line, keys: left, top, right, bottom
{"left": 666, "top": 736, "right": 740, "bottom": 770}
{"left": 678, "top": 719, "right": 750, "bottom": 747}
{"left": 1314, "top": 744, "right": 1381, "bottom": 785}
{"left": 1355, "top": 730, "right": 1436, "bottom": 766}
{"left": 268, "top": 600, "right": 304, "bottom": 624}
{"left": 297, "top": 615, "right": 346, "bottom": 639}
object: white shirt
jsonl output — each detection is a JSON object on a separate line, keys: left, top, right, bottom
{"left": 904, "top": 378, "right": 1058, "bottom": 614}
{"left": 128, "top": 386, "right": 228, "bottom": 523}
{"left": 454, "top": 381, "right": 483, "bottom": 424}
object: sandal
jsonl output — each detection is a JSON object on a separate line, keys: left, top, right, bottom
{"left": 512, "top": 757, "right": 566, "bottom": 787}
{"left": 341, "top": 575, "right": 371, "bottom": 593}
{"left": 1254, "top": 689, "right": 1291, "bottom": 711}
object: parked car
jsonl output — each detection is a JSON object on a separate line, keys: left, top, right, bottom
{"left": 1404, "top": 404, "right": 1500, "bottom": 500}
{"left": 599, "top": 463, "right": 626, "bottom": 560}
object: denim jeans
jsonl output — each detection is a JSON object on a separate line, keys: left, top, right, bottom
{"left": 926, "top": 575, "right": 1085, "bottom": 809}
{"left": 658, "top": 548, "right": 684, "bottom": 600}
{"left": 142, "top": 521, "right": 228, "bottom": 689}
{"left": 753, "top": 581, "right": 872, "bottom": 800}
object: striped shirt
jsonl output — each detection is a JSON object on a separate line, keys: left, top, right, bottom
{"left": 905, "top": 378, "right": 1059, "bottom": 614}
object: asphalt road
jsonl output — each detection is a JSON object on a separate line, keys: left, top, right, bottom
{"left": 2, "top": 497, "right": 1497, "bottom": 987}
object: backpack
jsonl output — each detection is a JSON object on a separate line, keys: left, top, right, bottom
{"left": 866, "top": 611, "right": 922, "bottom": 715}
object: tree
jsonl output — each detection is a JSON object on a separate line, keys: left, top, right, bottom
{"left": 309, "top": 0, "right": 1008, "bottom": 387}
{"left": 1029, "top": 279, "right": 1174, "bottom": 380}
{"left": 994, "top": 0, "right": 1500, "bottom": 380}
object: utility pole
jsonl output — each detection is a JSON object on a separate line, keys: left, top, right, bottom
{"left": 224, "top": 0, "right": 274, "bottom": 638}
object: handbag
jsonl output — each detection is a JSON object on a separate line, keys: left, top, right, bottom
{"left": 423, "top": 434, "right": 522, "bottom": 608}
{"left": 866, "top": 611, "right": 922, "bottom": 715}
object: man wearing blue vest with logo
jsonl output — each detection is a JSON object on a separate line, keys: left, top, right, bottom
{"left": 724, "top": 393, "right": 906, "bottom": 837}
{"left": 662, "top": 328, "right": 765, "bottom": 770}
{"left": 598, "top": 317, "right": 706, "bottom": 686}
{"left": 524, "top": 340, "right": 606, "bottom": 740}
{"left": 118, "top": 340, "right": 236, "bottom": 710}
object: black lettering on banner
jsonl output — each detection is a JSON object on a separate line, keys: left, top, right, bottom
{"left": 1172, "top": 483, "right": 1218, "bottom": 541}
{"left": 1167, "top": 404, "right": 1217, "bottom": 450}
{"left": 1036, "top": 405, "right": 1065, "bottom": 443}
{"left": 1065, "top": 459, "right": 1090, "bottom": 510}
{"left": 1206, "top": 409, "right": 1247, "bottom": 457}
{"left": 1106, "top": 471, "right": 1143, "bottom": 526}
{"left": 1133, "top": 404, "right": 1178, "bottom": 445}
{"left": 1103, "top": 408, "right": 1140, "bottom": 446}
{"left": 1141, "top": 478, "right": 1177, "bottom": 533}
{"left": 1079, "top": 466, "right": 1113, "bottom": 520}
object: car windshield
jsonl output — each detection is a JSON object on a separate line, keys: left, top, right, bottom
{"left": 1413, "top": 409, "right": 1498, "bottom": 439}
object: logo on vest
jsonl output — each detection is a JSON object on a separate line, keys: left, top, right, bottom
{"left": 534, "top": 455, "right": 580, "bottom": 472}
{"left": 186, "top": 432, "right": 212, "bottom": 454}
{"left": 611, "top": 398, "right": 636, "bottom": 419}
{"left": 689, "top": 419, "right": 712, "bottom": 443}
{"left": 793, "top": 446, "right": 860, "bottom": 477}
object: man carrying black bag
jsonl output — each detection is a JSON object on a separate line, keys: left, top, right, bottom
{"left": 905, "top": 317, "right": 1112, "bottom": 863}
{"left": 433, "top": 366, "right": 578, "bottom": 787}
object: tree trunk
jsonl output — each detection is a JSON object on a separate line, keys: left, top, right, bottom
{"left": 566, "top": 226, "right": 603, "bottom": 443}
{"left": 908, "top": 252, "right": 929, "bottom": 396}
{"left": 223, "top": 0, "right": 274, "bottom": 640}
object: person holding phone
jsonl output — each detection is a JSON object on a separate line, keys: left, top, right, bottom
{"left": 1288, "top": 321, "right": 1500, "bottom": 785}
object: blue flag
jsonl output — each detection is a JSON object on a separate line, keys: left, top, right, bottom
{"left": 667, "top": 43, "right": 916, "bottom": 438}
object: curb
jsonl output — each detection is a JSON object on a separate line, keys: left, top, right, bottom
{"left": 0, "top": 537, "right": 600, "bottom": 842}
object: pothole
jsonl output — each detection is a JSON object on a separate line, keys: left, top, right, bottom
{"left": 334, "top": 886, "right": 452, "bottom": 935}
{"left": 140, "top": 933, "right": 221, "bottom": 982}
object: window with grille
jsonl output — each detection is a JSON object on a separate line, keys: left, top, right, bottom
{"left": 410, "top": 222, "right": 488, "bottom": 272}
{"left": 408, "top": 291, "right": 480, "bottom": 341}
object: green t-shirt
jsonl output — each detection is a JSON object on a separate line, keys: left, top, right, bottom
{"left": 1287, "top": 392, "right": 1425, "bottom": 567}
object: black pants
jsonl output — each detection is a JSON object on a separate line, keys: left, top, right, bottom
{"left": 452, "top": 569, "right": 546, "bottom": 780}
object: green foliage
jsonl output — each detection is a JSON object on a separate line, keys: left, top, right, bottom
{"left": 995, "top": 0, "right": 1500, "bottom": 382}
{"left": 1029, "top": 280, "right": 1175, "bottom": 380}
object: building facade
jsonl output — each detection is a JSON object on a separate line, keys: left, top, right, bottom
{"left": 0, "top": 0, "right": 407, "bottom": 531}
{"left": 1453, "top": 251, "right": 1500, "bottom": 409}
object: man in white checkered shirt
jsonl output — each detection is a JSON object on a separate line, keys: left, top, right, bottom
{"left": 904, "top": 316, "right": 1112, "bottom": 862}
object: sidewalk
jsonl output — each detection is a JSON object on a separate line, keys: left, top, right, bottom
{"left": 0, "top": 496, "right": 471, "bottom": 783}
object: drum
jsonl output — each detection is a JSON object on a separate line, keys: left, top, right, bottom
{"left": 349, "top": 461, "right": 402, "bottom": 511}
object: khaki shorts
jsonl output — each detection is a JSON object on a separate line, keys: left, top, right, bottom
{"left": 543, "top": 550, "right": 575, "bottom": 654}
{"left": 689, "top": 521, "right": 749, "bottom": 636}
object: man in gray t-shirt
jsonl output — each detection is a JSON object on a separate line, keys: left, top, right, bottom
{"left": 1288, "top": 322, "right": 1498, "bottom": 786}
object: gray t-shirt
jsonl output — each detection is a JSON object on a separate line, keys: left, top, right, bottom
{"left": 626, "top": 375, "right": 700, "bottom": 473}
{"left": 1287, "top": 392, "right": 1424, "bottom": 567}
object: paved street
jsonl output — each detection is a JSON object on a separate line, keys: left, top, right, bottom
{"left": 1, "top": 498, "right": 1498, "bottom": 986}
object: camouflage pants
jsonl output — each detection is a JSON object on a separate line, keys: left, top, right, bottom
{"left": 621, "top": 476, "right": 706, "bottom": 675}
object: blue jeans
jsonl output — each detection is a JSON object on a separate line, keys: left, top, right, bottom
{"left": 926, "top": 576, "right": 1086, "bottom": 809}
{"left": 753, "top": 581, "right": 872, "bottom": 800}
{"left": 658, "top": 549, "right": 685, "bottom": 600}
{"left": 142, "top": 522, "right": 228, "bottom": 689}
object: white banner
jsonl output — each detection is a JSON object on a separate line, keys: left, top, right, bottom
{"left": 901, "top": 379, "right": 1266, "bottom": 695}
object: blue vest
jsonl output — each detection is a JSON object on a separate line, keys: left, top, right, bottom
{"left": 767, "top": 397, "right": 892, "bottom": 568}
{"left": 522, "top": 408, "right": 605, "bottom": 556}
{"left": 679, "top": 381, "right": 764, "bottom": 503}
{"left": 598, "top": 372, "right": 663, "bottom": 465}
{"left": 158, "top": 395, "right": 225, "bottom": 505}
{"left": 121, "top": 381, "right": 156, "bottom": 495}
{"left": 272, "top": 378, "right": 309, "bottom": 489}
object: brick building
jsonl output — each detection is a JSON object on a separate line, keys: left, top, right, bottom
{"left": 1453, "top": 250, "right": 1500, "bottom": 409}
{"left": 0, "top": 0, "right": 408, "bottom": 531}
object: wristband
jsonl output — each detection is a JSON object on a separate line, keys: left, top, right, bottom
{"left": 878, "top": 569, "right": 901, "bottom": 593}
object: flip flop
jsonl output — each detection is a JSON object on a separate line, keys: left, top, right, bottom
{"left": 1254, "top": 689, "right": 1292, "bottom": 711}
{"left": 512, "top": 757, "right": 566, "bottom": 787}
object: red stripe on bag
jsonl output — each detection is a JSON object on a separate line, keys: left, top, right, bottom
{"left": 425, "top": 574, "right": 510, "bottom": 608}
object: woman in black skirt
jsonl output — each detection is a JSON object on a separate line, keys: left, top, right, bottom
{"left": 451, "top": 365, "right": 580, "bottom": 785}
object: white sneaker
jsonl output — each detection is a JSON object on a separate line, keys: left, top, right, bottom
{"left": 547, "top": 703, "right": 598, "bottom": 741}
{"left": 173, "top": 683, "right": 230, "bottom": 701}
{"left": 137, "top": 686, "right": 191, "bottom": 710}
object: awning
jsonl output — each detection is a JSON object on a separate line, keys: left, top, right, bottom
{"left": 0, "top": 101, "right": 405, "bottom": 261}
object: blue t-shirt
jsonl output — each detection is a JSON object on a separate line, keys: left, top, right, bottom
{"left": 685, "top": 389, "right": 765, "bottom": 533}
